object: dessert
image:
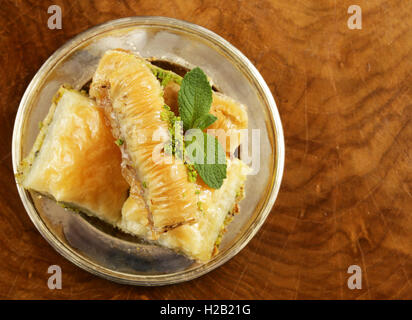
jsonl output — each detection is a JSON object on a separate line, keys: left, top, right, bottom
{"left": 19, "top": 50, "right": 250, "bottom": 262}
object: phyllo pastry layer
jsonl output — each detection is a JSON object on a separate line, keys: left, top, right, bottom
{"left": 119, "top": 158, "right": 250, "bottom": 262}
{"left": 158, "top": 69, "right": 248, "bottom": 155}
{"left": 18, "top": 86, "right": 129, "bottom": 224}
{"left": 90, "top": 50, "right": 199, "bottom": 236}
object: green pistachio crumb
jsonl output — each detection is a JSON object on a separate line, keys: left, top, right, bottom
{"left": 187, "top": 163, "right": 198, "bottom": 182}
{"left": 197, "top": 201, "right": 203, "bottom": 211}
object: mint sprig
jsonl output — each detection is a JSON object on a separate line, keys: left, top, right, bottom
{"left": 176, "top": 67, "right": 227, "bottom": 189}
{"left": 193, "top": 113, "right": 218, "bottom": 130}
{"left": 178, "top": 67, "right": 215, "bottom": 131}
{"left": 185, "top": 131, "right": 227, "bottom": 189}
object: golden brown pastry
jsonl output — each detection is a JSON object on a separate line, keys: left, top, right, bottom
{"left": 208, "top": 92, "right": 248, "bottom": 154}
{"left": 106, "top": 55, "right": 251, "bottom": 261}
{"left": 19, "top": 52, "right": 250, "bottom": 263}
{"left": 90, "top": 50, "right": 198, "bottom": 236}
{"left": 18, "top": 86, "right": 129, "bottom": 224}
{"left": 119, "top": 158, "right": 250, "bottom": 261}
{"left": 163, "top": 81, "right": 248, "bottom": 154}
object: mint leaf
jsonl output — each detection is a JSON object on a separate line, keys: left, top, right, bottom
{"left": 185, "top": 130, "right": 227, "bottom": 189}
{"left": 171, "top": 65, "right": 227, "bottom": 189}
{"left": 178, "top": 67, "right": 213, "bottom": 131}
{"left": 193, "top": 114, "right": 217, "bottom": 130}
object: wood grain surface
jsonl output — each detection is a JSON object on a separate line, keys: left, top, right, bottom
{"left": 0, "top": 0, "right": 411, "bottom": 300}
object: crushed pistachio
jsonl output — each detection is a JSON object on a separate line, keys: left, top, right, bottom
{"left": 58, "top": 202, "right": 80, "bottom": 213}
{"left": 161, "top": 104, "right": 197, "bottom": 182}
{"left": 150, "top": 65, "right": 182, "bottom": 86}
{"left": 197, "top": 201, "right": 203, "bottom": 211}
{"left": 214, "top": 210, "right": 237, "bottom": 251}
{"left": 142, "top": 181, "right": 147, "bottom": 189}
{"left": 160, "top": 104, "right": 175, "bottom": 123}
{"left": 164, "top": 141, "right": 173, "bottom": 156}
{"left": 115, "top": 139, "right": 124, "bottom": 146}
{"left": 235, "top": 186, "right": 245, "bottom": 201}
{"left": 215, "top": 232, "right": 223, "bottom": 248}
{"left": 186, "top": 163, "right": 198, "bottom": 182}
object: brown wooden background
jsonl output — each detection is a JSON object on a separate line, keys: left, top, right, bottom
{"left": 0, "top": 0, "right": 411, "bottom": 299}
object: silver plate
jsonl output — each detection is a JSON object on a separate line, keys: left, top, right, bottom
{"left": 12, "top": 17, "right": 285, "bottom": 285}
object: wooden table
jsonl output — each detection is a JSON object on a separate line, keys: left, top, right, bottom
{"left": 0, "top": 0, "right": 411, "bottom": 300}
